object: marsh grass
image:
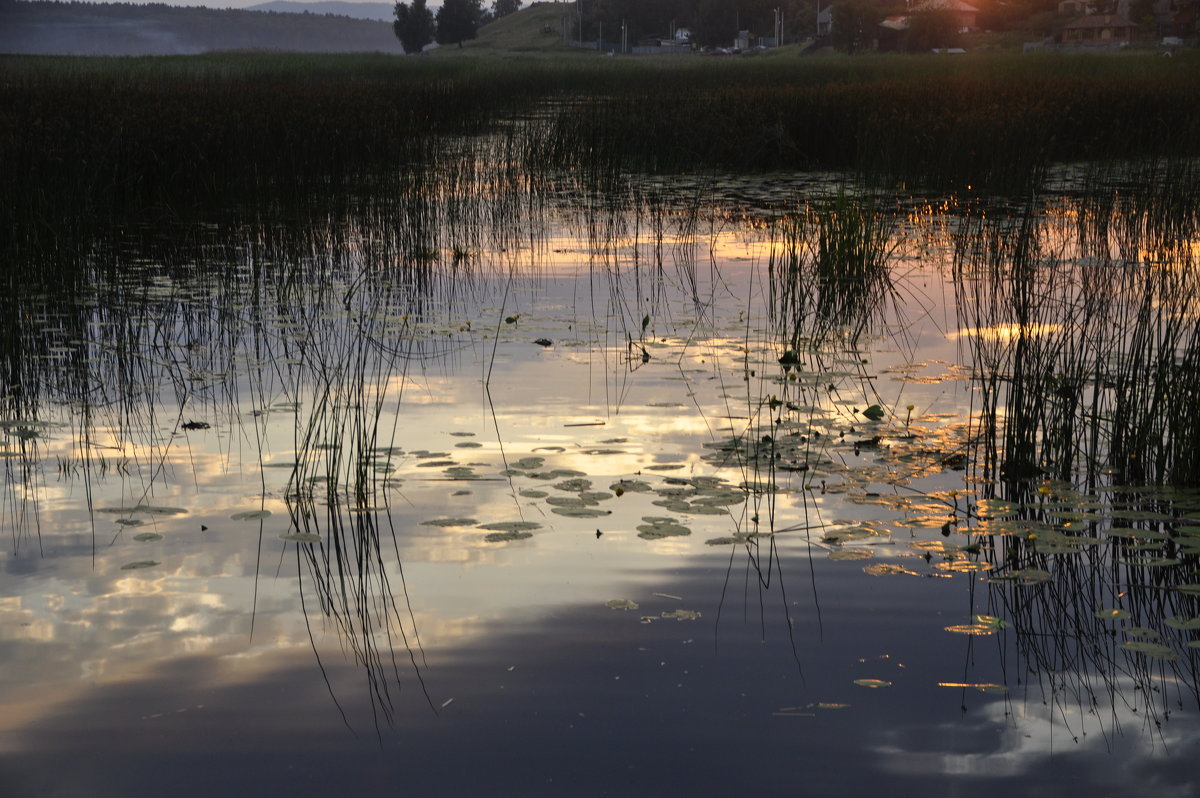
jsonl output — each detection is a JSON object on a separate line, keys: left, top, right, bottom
{"left": 953, "top": 163, "right": 1200, "bottom": 490}
{"left": 770, "top": 192, "right": 898, "bottom": 350}
{"left": 5, "top": 51, "right": 1200, "bottom": 241}
{"left": 971, "top": 482, "right": 1200, "bottom": 733}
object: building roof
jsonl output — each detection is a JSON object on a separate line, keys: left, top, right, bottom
{"left": 1061, "top": 13, "right": 1136, "bottom": 28}
{"left": 913, "top": 0, "right": 980, "bottom": 12}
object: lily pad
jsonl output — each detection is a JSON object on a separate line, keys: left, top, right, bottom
{"left": 1164, "top": 615, "right": 1200, "bottom": 631}
{"left": 280, "top": 533, "right": 322, "bottom": 543}
{"left": 99, "top": 505, "right": 187, "bottom": 516}
{"left": 551, "top": 507, "right": 612, "bottom": 518}
{"left": 861, "top": 405, "right": 886, "bottom": 421}
{"left": 705, "top": 533, "right": 755, "bottom": 545}
{"left": 863, "top": 563, "right": 918, "bottom": 577}
{"left": 120, "top": 560, "right": 159, "bottom": 570}
{"left": 610, "top": 479, "right": 653, "bottom": 494}
{"left": 606, "top": 599, "right": 639, "bottom": 611}
{"left": 231, "top": 510, "right": 272, "bottom": 521}
{"left": 829, "top": 549, "right": 874, "bottom": 561}
{"left": 1094, "top": 608, "right": 1131, "bottom": 621}
{"left": 945, "top": 623, "right": 998, "bottom": 635}
{"left": 478, "top": 521, "right": 542, "bottom": 533}
{"left": 1120, "top": 640, "right": 1178, "bottom": 659}
{"left": 637, "top": 517, "right": 692, "bottom": 540}
{"left": 973, "top": 614, "right": 1007, "bottom": 629}
{"left": 483, "top": 530, "right": 534, "bottom": 543}
{"left": 132, "top": 533, "right": 163, "bottom": 542}
{"left": 422, "top": 518, "right": 479, "bottom": 527}
{"left": 661, "top": 609, "right": 701, "bottom": 621}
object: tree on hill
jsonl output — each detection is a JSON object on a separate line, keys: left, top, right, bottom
{"left": 393, "top": 0, "right": 434, "bottom": 53}
{"left": 492, "top": 0, "right": 521, "bottom": 19}
{"left": 436, "top": 0, "right": 482, "bottom": 47}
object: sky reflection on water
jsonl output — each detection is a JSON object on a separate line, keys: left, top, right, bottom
{"left": 1, "top": 193, "right": 1198, "bottom": 796}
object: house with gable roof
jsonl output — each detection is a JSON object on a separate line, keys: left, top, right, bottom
{"left": 1058, "top": 13, "right": 1137, "bottom": 45}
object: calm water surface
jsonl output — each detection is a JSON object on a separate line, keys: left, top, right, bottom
{"left": 2, "top": 175, "right": 1198, "bottom": 797}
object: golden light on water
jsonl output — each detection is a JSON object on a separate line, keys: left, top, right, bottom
{"left": 951, "top": 322, "right": 1062, "bottom": 342}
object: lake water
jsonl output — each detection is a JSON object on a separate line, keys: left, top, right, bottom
{"left": 2, "top": 168, "right": 1199, "bottom": 797}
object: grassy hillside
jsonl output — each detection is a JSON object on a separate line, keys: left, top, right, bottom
{"left": 433, "top": 2, "right": 583, "bottom": 56}
{"left": 0, "top": 1, "right": 405, "bottom": 56}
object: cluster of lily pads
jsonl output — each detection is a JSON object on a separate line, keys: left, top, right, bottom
{"left": 414, "top": 446, "right": 767, "bottom": 544}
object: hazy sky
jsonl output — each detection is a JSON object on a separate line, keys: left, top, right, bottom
{"left": 67, "top": 0, "right": 445, "bottom": 8}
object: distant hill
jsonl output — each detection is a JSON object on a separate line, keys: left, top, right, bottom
{"left": 0, "top": 1, "right": 407, "bottom": 55}
{"left": 436, "top": 2, "right": 577, "bottom": 55}
{"left": 245, "top": 1, "right": 399, "bottom": 23}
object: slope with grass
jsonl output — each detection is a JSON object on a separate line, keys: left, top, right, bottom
{"left": 432, "top": 2, "right": 581, "bottom": 56}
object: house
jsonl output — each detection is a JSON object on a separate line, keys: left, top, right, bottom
{"left": 877, "top": 15, "right": 911, "bottom": 50}
{"left": 911, "top": 0, "right": 979, "bottom": 30}
{"left": 817, "top": 4, "right": 832, "bottom": 36}
{"left": 1059, "top": 13, "right": 1137, "bottom": 44}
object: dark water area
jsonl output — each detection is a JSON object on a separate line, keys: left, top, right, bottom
{"left": 2, "top": 137, "right": 1200, "bottom": 796}
{"left": 6, "top": 558, "right": 1197, "bottom": 797}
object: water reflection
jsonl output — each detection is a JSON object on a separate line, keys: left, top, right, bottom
{"left": 2, "top": 165, "right": 1200, "bottom": 795}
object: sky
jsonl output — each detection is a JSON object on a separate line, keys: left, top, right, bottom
{"left": 64, "top": 0, "right": 445, "bottom": 8}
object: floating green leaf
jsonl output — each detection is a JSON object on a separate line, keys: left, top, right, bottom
{"left": 99, "top": 505, "right": 187, "bottom": 516}
{"left": 1164, "top": 615, "right": 1200, "bottom": 631}
{"left": 637, "top": 517, "right": 691, "bottom": 540}
{"left": 829, "top": 548, "right": 874, "bottom": 561}
{"left": 231, "top": 510, "right": 272, "bottom": 521}
{"left": 606, "top": 599, "right": 639, "bottom": 611}
{"left": 552, "top": 507, "right": 612, "bottom": 518}
{"left": 1095, "top": 608, "right": 1132, "bottom": 621}
{"left": 120, "top": 560, "right": 158, "bottom": 570}
{"left": 422, "top": 518, "right": 478, "bottom": 527}
{"left": 479, "top": 521, "right": 542, "bottom": 532}
{"left": 973, "top": 614, "right": 1007, "bottom": 629}
{"left": 483, "top": 530, "right": 534, "bottom": 543}
{"left": 280, "top": 533, "right": 322, "bottom": 543}
{"left": 1120, "top": 640, "right": 1177, "bottom": 659}
{"left": 945, "top": 623, "right": 998, "bottom": 635}
{"left": 132, "top": 533, "right": 163, "bottom": 542}
{"left": 863, "top": 563, "right": 917, "bottom": 577}
{"left": 1123, "top": 626, "right": 1160, "bottom": 639}
{"left": 705, "top": 533, "right": 754, "bottom": 546}
{"left": 1015, "top": 568, "right": 1052, "bottom": 584}
{"left": 661, "top": 609, "right": 701, "bottom": 621}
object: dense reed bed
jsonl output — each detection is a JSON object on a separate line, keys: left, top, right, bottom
{"left": 4, "top": 51, "right": 1200, "bottom": 239}
{"left": 954, "top": 163, "right": 1200, "bottom": 489}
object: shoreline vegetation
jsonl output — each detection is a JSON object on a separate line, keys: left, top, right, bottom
{"left": 3, "top": 49, "right": 1199, "bottom": 230}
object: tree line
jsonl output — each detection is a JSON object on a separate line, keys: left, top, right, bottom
{"left": 394, "top": 0, "right": 829, "bottom": 51}
{"left": 394, "top": 0, "right": 521, "bottom": 52}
